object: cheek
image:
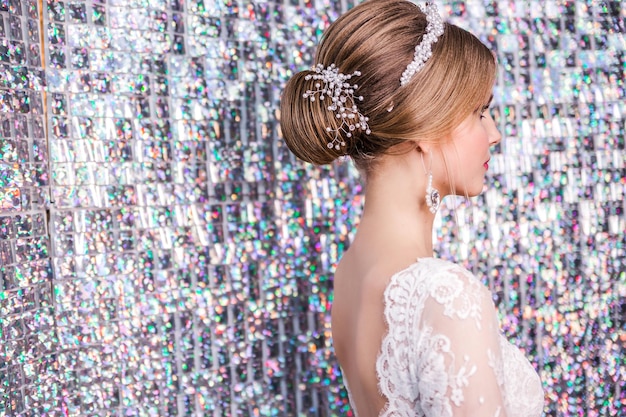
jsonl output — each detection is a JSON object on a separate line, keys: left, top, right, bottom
{"left": 472, "top": 126, "right": 490, "bottom": 149}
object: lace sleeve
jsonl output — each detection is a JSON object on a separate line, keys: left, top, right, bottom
{"left": 414, "top": 264, "right": 507, "bottom": 417}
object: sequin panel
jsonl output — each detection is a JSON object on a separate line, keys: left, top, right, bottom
{"left": 0, "top": 0, "right": 624, "bottom": 416}
{"left": 0, "top": 0, "right": 54, "bottom": 415}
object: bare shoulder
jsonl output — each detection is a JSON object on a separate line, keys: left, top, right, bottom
{"left": 333, "top": 256, "right": 379, "bottom": 308}
{"left": 334, "top": 251, "right": 411, "bottom": 301}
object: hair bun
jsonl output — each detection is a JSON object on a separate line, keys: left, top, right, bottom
{"left": 280, "top": 69, "right": 358, "bottom": 165}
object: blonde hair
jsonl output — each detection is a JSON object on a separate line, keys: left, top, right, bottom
{"left": 280, "top": 0, "right": 496, "bottom": 172}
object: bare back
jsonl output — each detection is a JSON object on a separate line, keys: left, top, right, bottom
{"left": 331, "top": 243, "right": 419, "bottom": 417}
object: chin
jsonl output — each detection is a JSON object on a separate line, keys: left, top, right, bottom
{"left": 466, "top": 183, "right": 486, "bottom": 197}
{"left": 450, "top": 178, "right": 486, "bottom": 198}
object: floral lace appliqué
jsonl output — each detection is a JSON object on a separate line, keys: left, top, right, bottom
{"left": 359, "top": 258, "right": 545, "bottom": 417}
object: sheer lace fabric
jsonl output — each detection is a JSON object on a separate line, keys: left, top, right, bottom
{"left": 343, "top": 258, "right": 544, "bottom": 417}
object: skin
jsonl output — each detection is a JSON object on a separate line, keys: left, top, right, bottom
{"left": 331, "top": 99, "right": 502, "bottom": 416}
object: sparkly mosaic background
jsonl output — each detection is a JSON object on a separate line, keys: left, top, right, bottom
{"left": 0, "top": 0, "right": 624, "bottom": 415}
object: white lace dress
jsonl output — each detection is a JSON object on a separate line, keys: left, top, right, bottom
{"left": 343, "top": 257, "right": 544, "bottom": 417}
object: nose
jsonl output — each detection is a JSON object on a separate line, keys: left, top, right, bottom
{"left": 488, "top": 114, "right": 502, "bottom": 146}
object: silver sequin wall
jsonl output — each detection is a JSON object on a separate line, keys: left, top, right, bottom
{"left": 0, "top": 0, "right": 623, "bottom": 415}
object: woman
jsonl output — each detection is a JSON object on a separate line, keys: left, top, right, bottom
{"left": 280, "top": 1, "right": 544, "bottom": 416}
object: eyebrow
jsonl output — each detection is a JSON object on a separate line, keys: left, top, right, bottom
{"left": 479, "top": 94, "right": 494, "bottom": 113}
{"left": 476, "top": 94, "right": 494, "bottom": 113}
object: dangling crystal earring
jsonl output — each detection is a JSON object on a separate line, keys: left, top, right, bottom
{"left": 421, "top": 152, "right": 440, "bottom": 214}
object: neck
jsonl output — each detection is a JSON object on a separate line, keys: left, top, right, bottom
{"left": 357, "top": 150, "right": 436, "bottom": 259}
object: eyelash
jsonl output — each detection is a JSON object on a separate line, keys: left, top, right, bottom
{"left": 480, "top": 106, "right": 490, "bottom": 119}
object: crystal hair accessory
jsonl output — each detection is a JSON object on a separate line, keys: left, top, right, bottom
{"left": 303, "top": 63, "right": 371, "bottom": 151}
{"left": 399, "top": 2, "right": 445, "bottom": 86}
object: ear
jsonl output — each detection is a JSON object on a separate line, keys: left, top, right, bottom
{"left": 415, "top": 142, "right": 434, "bottom": 155}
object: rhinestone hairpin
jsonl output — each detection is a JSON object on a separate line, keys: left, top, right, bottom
{"left": 303, "top": 63, "right": 371, "bottom": 151}
{"left": 400, "top": 2, "right": 445, "bottom": 86}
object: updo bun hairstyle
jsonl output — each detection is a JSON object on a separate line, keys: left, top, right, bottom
{"left": 280, "top": 0, "right": 497, "bottom": 172}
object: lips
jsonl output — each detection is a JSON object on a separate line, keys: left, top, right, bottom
{"left": 484, "top": 159, "right": 490, "bottom": 170}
